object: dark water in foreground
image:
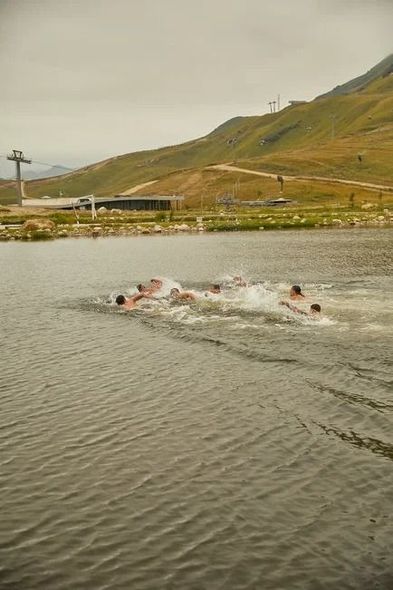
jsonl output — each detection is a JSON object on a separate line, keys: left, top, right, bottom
{"left": 1, "top": 229, "right": 392, "bottom": 590}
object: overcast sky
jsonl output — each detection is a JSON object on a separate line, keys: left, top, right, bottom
{"left": 0, "top": 0, "right": 392, "bottom": 174}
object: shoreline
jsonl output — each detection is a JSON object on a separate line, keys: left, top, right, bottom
{"left": 1, "top": 204, "right": 392, "bottom": 242}
{"left": 1, "top": 215, "right": 393, "bottom": 242}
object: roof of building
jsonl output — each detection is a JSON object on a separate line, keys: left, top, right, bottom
{"left": 111, "top": 195, "right": 184, "bottom": 201}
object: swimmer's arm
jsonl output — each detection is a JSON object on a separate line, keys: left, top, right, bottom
{"left": 131, "top": 293, "right": 146, "bottom": 303}
{"left": 279, "top": 300, "right": 291, "bottom": 309}
{"left": 279, "top": 300, "right": 304, "bottom": 314}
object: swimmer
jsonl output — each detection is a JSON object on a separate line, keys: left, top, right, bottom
{"left": 170, "top": 287, "right": 196, "bottom": 301}
{"left": 136, "top": 283, "right": 156, "bottom": 298}
{"left": 280, "top": 301, "right": 321, "bottom": 317}
{"left": 136, "top": 279, "right": 162, "bottom": 296}
{"left": 233, "top": 276, "right": 248, "bottom": 287}
{"left": 208, "top": 284, "right": 221, "bottom": 294}
{"left": 289, "top": 285, "right": 305, "bottom": 301}
{"left": 116, "top": 293, "right": 145, "bottom": 310}
{"left": 150, "top": 278, "right": 163, "bottom": 291}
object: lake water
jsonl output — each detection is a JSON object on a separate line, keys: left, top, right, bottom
{"left": 1, "top": 229, "right": 392, "bottom": 590}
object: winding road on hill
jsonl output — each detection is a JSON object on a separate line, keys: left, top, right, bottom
{"left": 208, "top": 164, "right": 393, "bottom": 192}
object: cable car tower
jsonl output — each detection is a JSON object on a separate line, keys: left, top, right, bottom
{"left": 7, "top": 149, "right": 32, "bottom": 206}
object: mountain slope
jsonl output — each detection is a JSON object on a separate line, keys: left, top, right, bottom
{"left": 1, "top": 56, "right": 393, "bottom": 205}
{"left": 23, "top": 165, "right": 74, "bottom": 180}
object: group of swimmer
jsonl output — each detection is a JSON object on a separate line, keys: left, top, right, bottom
{"left": 115, "top": 277, "right": 322, "bottom": 317}
{"left": 115, "top": 278, "right": 222, "bottom": 308}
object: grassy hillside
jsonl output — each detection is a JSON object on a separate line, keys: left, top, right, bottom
{"left": 1, "top": 61, "right": 393, "bottom": 206}
{"left": 0, "top": 180, "right": 19, "bottom": 204}
{"left": 133, "top": 167, "right": 392, "bottom": 209}
{"left": 317, "top": 53, "right": 393, "bottom": 99}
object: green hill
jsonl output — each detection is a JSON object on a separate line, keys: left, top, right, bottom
{"left": 2, "top": 55, "right": 393, "bottom": 206}
{"left": 316, "top": 53, "right": 393, "bottom": 99}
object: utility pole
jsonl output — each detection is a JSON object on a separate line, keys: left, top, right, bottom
{"left": 268, "top": 102, "right": 272, "bottom": 113}
{"left": 272, "top": 100, "right": 276, "bottom": 113}
{"left": 91, "top": 194, "right": 97, "bottom": 220}
{"left": 277, "top": 94, "right": 280, "bottom": 112}
{"left": 7, "top": 149, "right": 32, "bottom": 205}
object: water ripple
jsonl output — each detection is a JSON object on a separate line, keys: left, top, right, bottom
{"left": 2, "top": 231, "right": 393, "bottom": 589}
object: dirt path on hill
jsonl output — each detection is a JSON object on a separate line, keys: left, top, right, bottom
{"left": 119, "top": 180, "right": 158, "bottom": 195}
{"left": 208, "top": 164, "right": 393, "bottom": 192}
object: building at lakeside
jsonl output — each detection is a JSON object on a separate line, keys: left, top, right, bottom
{"left": 22, "top": 194, "right": 184, "bottom": 211}
{"left": 76, "top": 195, "right": 184, "bottom": 211}
{"left": 216, "top": 196, "right": 294, "bottom": 207}
{"left": 240, "top": 198, "right": 294, "bottom": 207}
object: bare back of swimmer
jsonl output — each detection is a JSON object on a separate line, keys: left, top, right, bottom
{"left": 170, "top": 288, "right": 196, "bottom": 301}
{"left": 116, "top": 293, "right": 145, "bottom": 309}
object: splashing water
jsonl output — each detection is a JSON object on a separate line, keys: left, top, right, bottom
{"left": 94, "top": 276, "right": 338, "bottom": 332}
{"left": 85, "top": 273, "right": 393, "bottom": 337}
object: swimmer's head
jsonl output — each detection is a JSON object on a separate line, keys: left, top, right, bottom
{"left": 290, "top": 285, "right": 304, "bottom": 297}
{"left": 210, "top": 284, "right": 221, "bottom": 294}
{"left": 116, "top": 294, "right": 126, "bottom": 306}
{"left": 310, "top": 303, "right": 321, "bottom": 314}
{"left": 170, "top": 288, "right": 180, "bottom": 298}
{"left": 151, "top": 278, "right": 162, "bottom": 287}
{"left": 137, "top": 283, "right": 146, "bottom": 292}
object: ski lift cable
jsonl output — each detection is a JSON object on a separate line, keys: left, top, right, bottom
{"left": 0, "top": 154, "right": 68, "bottom": 169}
